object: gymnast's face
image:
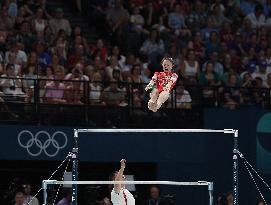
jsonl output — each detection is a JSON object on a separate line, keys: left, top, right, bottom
{"left": 162, "top": 60, "right": 173, "bottom": 72}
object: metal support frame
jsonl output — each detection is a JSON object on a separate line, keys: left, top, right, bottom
{"left": 71, "top": 129, "right": 79, "bottom": 205}
{"left": 233, "top": 130, "right": 239, "bottom": 205}
{"left": 65, "top": 128, "right": 237, "bottom": 205}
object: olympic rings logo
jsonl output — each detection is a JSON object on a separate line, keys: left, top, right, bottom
{"left": 18, "top": 130, "right": 68, "bottom": 157}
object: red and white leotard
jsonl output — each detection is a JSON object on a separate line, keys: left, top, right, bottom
{"left": 152, "top": 71, "right": 178, "bottom": 92}
{"left": 111, "top": 188, "right": 135, "bottom": 205}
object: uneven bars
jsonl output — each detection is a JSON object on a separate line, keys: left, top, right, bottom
{"left": 43, "top": 180, "right": 211, "bottom": 186}
{"left": 76, "top": 129, "right": 235, "bottom": 133}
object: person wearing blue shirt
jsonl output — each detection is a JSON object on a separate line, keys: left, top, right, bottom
{"left": 240, "top": 0, "right": 255, "bottom": 15}
{"left": 36, "top": 41, "right": 52, "bottom": 72}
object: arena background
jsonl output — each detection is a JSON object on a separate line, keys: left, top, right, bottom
{"left": 1, "top": 109, "right": 271, "bottom": 205}
{"left": 1, "top": 0, "right": 271, "bottom": 205}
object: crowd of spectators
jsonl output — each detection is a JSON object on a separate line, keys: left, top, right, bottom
{"left": 88, "top": 0, "right": 271, "bottom": 109}
{"left": 0, "top": 0, "right": 271, "bottom": 113}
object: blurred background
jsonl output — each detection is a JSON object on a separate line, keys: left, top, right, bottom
{"left": 0, "top": 0, "right": 271, "bottom": 205}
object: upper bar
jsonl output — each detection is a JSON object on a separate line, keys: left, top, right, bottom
{"left": 77, "top": 129, "right": 235, "bottom": 133}
{"left": 43, "top": 180, "right": 211, "bottom": 186}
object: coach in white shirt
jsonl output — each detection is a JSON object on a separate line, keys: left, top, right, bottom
{"left": 111, "top": 159, "right": 135, "bottom": 205}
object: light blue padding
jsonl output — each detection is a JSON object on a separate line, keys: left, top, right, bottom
{"left": 256, "top": 113, "right": 271, "bottom": 174}
{"left": 256, "top": 138, "right": 271, "bottom": 174}
{"left": 256, "top": 113, "right": 271, "bottom": 133}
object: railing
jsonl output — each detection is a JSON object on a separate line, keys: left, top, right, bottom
{"left": 0, "top": 76, "right": 270, "bottom": 126}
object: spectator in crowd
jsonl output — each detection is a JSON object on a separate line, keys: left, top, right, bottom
{"left": 7, "top": 0, "right": 18, "bottom": 18}
{"left": 202, "top": 52, "right": 224, "bottom": 77}
{"left": 0, "top": 5, "right": 15, "bottom": 31}
{"left": 90, "top": 39, "right": 108, "bottom": 64}
{"left": 0, "top": 63, "right": 25, "bottom": 98}
{"left": 65, "top": 63, "right": 88, "bottom": 104}
{"left": 205, "top": 31, "right": 221, "bottom": 56}
{"left": 71, "top": 26, "right": 88, "bottom": 46}
{"left": 44, "top": 70, "right": 66, "bottom": 104}
{"left": 199, "top": 61, "right": 220, "bottom": 103}
{"left": 89, "top": 72, "right": 103, "bottom": 105}
{"left": 252, "top": 59, "right": 270, "bottom": 87}
{"left": 130, "top": 63, "right": 144, "bottom": 95}
{"left": 36, "top": 40, "right": 51, "bottom": 72}
{"left": 240, "top": 61, "right": 257, "bottom": 79}
{"left": 187, "top": 31, "right": 206, "bottom": 61}
{"left": 49, "top": 8, "right": 71, "bottom": 36}
{"left": 140, "top": 66, "right": 151, "bottom": 83}
{"left": 240, "top": 0, "right": 255, "bottom": 16}
{"left": 217, "top": 194, "right": 228, "bottom": 205}
{"left": 181, "top": 49, "right": 200, "bottom": 85}
{"left": 256, "top": 200, "right": 265, "bottom": 205}
{"left": 96, "top": 172, "right": 117, "bottom": 205}
{"left": 105, "top": 55, "right": 121, "bottom": 81}
{"left": 173, "top": 83, "right": 192, "bottom": 109}
{"left": 267, "top": 73, "right": 271, "bottom": 88}
{"left": 140, "top": 29, "right": 165, "bottom": 67}
{"left": 168, "top": 4, "right": 190, "bottom": 37}
{"left": 14, "top": 6, "right": 32, "bottom": 31}
{"left": 45, "top": 65, "right": 54, "bottom": 80}
{"left": 228, "top": 32, "right": 246, "bottom": 57}
{"left": 242, "top": 72, "right": 254, "bottom": 88}
{"left": 144, "top": 186, "right": 165, "bottom": 205}
{"left": 106, "top": 0, "right": 130, "bottom": 46}
{"left": 107, "top": 46, "right": 126, "bottom": 70}
{"left": 209, "top": 4, "right": 230, "bottom": 28}
{"left": 199, "top": 61, "right": 220, "bottom": 87}
{"left": 112, "top": 68, "right": 125, "bottom": 90}
{"left": 221, "top": 73, "right": 240, "bottom": 108}
{"left": 23, "top": 64, "right": 37, "bottom": 99}
{"left": 237, "top": 18, "right": 254, "bottom": 43}
{"left": 220, "top": 22, "right": 234, "bottom": 45}
{"left": 245, "top": 4, "right": 266, "bottom": 29}
{"left": 186, "top": 1, "right": 207, "bottom": 33}
{"left": 5, "top": 40, "right": 27, "bottom": 69}
{"left": 56, "top": 189, "right": 72, "bottom": 205}
{"left": 130, "top": 6, "right": 149, "bottom": 35}
{"left": 200, "top": 17, "right": 218, "bottom": 42}
{"left": 226, "top": 192, "right": 233, "bottom": 205}
{"left": 14, "top": 191, "right": 25, "bottom": 205}
{"left": 16, "top": 20, "right": 35, "bottom": 53}
{"left": 101, "top": 79, "right": 127, "bottom": 107}
{"left": 67, "top": 44, "right": 85, "bottom": 69}
{"left": 122, "top": 53, "right": 136, "bottom": 72}
{"left": 6, "top": 51, "right": 22, "bottom": 76}
{"left": 23, "top": 183, "right": 39, "bottom": 205}
{"left": 43, "top": 25, "right": 55, "bottom": 46}
{"left": 32, "top": 7, "right": 48, "bottom": 38}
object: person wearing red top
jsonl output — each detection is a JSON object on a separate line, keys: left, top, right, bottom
{"left": 145, "top": 57, "right": 178, "bottom": 112}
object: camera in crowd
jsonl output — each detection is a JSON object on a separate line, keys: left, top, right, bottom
{"left": 10, "top": 85, "right": 16, "bottom": 90}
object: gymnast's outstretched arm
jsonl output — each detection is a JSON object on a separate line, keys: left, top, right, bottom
{"left": 114, "top": 159, "right": 126, "bottom": 194}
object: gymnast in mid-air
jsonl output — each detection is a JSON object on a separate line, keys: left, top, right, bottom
{"left": 145, "top": 57, "right": 178, "bottom": 112}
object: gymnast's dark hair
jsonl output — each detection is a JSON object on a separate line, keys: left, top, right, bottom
{"left": 161, "top": 57, "right": 174, "bottom": 66}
